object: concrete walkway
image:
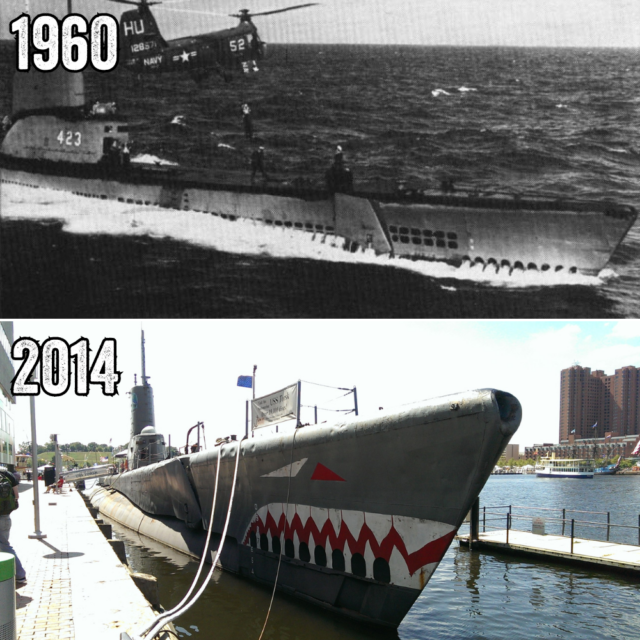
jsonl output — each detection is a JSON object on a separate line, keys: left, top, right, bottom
{"left": 457, "top": 529, "right": 640, "bottom": 573}
{"left": 10, "top": 480, "right": 162, "bottom": 640}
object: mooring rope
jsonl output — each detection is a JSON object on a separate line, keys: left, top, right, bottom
{"left": 138, "top": 443, "right": 223, "bottom": 637}
{"left": 141, "top": 436, "right": 245, "bottom": 640}
{"left": 257, "top": 425, "right": 301, "bottom": 640}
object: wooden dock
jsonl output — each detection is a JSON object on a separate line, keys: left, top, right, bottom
{"left": 457, "top": 530, "right": 640, "bottom": 574}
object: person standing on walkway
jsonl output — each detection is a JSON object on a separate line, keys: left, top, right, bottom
{"left": 0, "top": 465, "right": 26, "bottom": 585}
{"left": 43, "top": 464, "right": 55, "bottom": 494}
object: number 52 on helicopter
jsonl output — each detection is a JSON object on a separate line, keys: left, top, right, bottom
{"left": 109, "top": 0, "right": 317, "bottom": 82}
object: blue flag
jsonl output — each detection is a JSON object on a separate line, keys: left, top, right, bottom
{"left": 591, "top": 422, "right": 598, "bottom": 429}
{"left": 237, "top": 375, "right": 252, "bottom": 389}
{"left": 570, "top": 429, "right": 575, "bottom": 434}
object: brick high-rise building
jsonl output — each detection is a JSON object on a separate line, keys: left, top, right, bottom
{"left": 559, "top": 365, "right": 640, "bottom": 442}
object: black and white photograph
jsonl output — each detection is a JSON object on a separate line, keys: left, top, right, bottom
{"left": 1, "top": 1, "right": 639, "bottom": 317}
{"left": 1, "top": 318, "right": 640, "bottom": 640}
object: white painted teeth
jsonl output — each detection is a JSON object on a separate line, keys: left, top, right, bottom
{"left": 245, "top": 503, "right": 456, "bottom": 589}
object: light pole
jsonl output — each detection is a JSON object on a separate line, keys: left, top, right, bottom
{"left": 28, "top": 371, "right": 46, "bottom": 540}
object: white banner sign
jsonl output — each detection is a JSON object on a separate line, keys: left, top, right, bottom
{"left": 251, "top": 383, "right": 298, "bottom": 430}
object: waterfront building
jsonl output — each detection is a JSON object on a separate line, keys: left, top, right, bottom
{"left": 499, "top": 443, "right": 520, "bottom": 464}
{"left": 559, "top": 365, "right": 640, "bottom": 441}
{"left": 524, "top": 434, "right": 639, "bottom": 460}
{"left": 0, "top": 321, "right": 15, "bottom": 470}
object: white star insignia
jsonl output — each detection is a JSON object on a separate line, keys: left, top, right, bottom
{"left": 180, "top": 50, "right": 191, "bottom": 63}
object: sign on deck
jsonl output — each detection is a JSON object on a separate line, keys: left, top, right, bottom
{"left": 251, "top": 383, "right": 298, "bottom": 430}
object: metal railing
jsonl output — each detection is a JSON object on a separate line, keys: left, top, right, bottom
{"left": 465, "top": 504, "right": 640, "bottom": 551}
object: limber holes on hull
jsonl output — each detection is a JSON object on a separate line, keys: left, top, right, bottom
{"left": 1, "top": 176, "right": 580, "bottom": 274}
{"left": 390, "top": 225, "right": 459, "bottom": 250}
{"left": 249, "top": 530, "right": 392, "bottom": 584}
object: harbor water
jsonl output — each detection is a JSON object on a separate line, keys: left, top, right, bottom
{"left": 2, "top": 45, "right": 640, "bottom": 317}
{"left": 103, "top": 475, "right": 640, "bottom": 639}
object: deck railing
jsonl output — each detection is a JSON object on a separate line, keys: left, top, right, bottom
{"left": 464, "top": 503, "right": 640, "bottom": 550}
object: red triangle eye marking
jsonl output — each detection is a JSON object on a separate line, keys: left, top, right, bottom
{"left": 310, "top": 463, "right": 345, "bottom": 482}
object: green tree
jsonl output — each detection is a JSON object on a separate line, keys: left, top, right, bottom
{"left": 87, "top": 442, "right": 98, "bottom": 452}
{"left": 18, "top": 441, "right": 32, "bottom": 454}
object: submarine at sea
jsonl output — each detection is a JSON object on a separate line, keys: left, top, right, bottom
{"left": 1, "top": 67, "right": 637, "bottom": 276}
{"left": 89, "top": 332, "right": 522, "bottom": 628}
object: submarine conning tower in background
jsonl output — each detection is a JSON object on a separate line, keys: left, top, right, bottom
{"left": 12, "top": 67, "right": 85, "bottom": 117}
{"left": 128, "top": 330, "right": 165, "bottom": 469}
{"left": 1, "top": 67, "right": 129, "bottom": 164}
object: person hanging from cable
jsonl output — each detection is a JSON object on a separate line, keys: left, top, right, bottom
{"left": 242, "top": 103, "right": 254, "bottom": 140}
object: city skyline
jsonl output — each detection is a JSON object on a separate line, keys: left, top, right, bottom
{"left": 5, "top": 320, "right": 640, "bottom": 454}
{"left": 559, "top": 364, "right": 639, "bottom": 442}
{"left": 2, "top": 1, "right": 640, "bottom": 47}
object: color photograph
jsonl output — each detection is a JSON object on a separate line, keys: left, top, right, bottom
{"left": 1, "top": 319, "right": 640, "bottom": 639}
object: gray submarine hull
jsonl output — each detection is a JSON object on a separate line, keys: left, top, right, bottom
{"left": 2, "top": 68, "right": 637, "bottom": 276}
{"left": 94, "top": 388, "right": 521, "bottom": 627}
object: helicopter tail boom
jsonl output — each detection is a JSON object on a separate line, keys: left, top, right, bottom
{"left": 120, "top": 7, "right": 168, "bottom": 69}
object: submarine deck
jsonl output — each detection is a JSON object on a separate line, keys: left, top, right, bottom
{"left": 1, "top": 151, "right": 636, "bottom": 218}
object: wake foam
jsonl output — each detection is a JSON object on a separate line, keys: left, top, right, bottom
{"left": 131, "top": 154, "right": 178, "bottom": 166}
{"left": 0, "top": 183, "right": 605, "bottom": 289}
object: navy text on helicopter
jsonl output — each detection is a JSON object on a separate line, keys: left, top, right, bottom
{"left": 110, "top": 0, "right": 317, "bottom": 82}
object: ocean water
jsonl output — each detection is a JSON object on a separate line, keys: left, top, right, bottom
{"left": 104, "top": 475, "right": 640, "bottom": 639}
{"left": 2, "top": 45, "right": 640, "bottom": 317}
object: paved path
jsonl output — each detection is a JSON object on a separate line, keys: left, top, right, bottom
{"left": 457, "top": 529, "right": 640, "bottom": 572}
{"left": 11, "top": 480, "right": 161, "bottom": 640}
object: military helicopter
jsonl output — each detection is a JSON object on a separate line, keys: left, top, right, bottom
{"left": 108, "top": 0, "right": 317, "bottom": 82}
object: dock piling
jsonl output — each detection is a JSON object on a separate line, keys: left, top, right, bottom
{"left": 571, "top": 519, "right": 575, "bottom": 554}
{"left": 470, "top": 498, "right": 480, "bottom": 550}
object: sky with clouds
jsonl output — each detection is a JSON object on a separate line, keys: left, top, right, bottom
{"left": 2, "top": 0, "right": 640, "bottom": 46}
{"left": 6, "top": 320, "right": 640, "bottom": 455}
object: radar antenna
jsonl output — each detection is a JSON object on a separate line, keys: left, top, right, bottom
{"left": 141, "top": 329, "right": 150, "bottom": 386}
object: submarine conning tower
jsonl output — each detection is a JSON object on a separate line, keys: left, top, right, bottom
{"left": 1, "top": 67, "right": 129, "bottom": 164}
{"left": 130, "top": 330, "right": 155, "bottom": 439}
{"left": 129, "top": 330, "right": 165, "bottom": 469}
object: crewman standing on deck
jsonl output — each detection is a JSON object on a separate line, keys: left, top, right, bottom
{"left": 122, "top": 143, "right": 131, "bottom": 168}
{"left": 251, "top": 146, "right": 268, "bottom": 184}
{"left": 326, "top": 145, "right": 353, "bottom": 194}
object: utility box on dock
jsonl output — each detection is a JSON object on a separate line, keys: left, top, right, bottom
{"left": 0, "top": 552, "right": 16, "bottom": 640}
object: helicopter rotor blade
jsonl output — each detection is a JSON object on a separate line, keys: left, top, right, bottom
{"left": 155, "top": 6, "right": 230, "bottom": 18}
{"left": 106, "top": 0, "right": 162, "bottom": 7}
{"left": 230, "top": 4, "right": 319, "bottom": 19}
{"left": 144, "top": 2, "right": 319, "bottom": 21}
